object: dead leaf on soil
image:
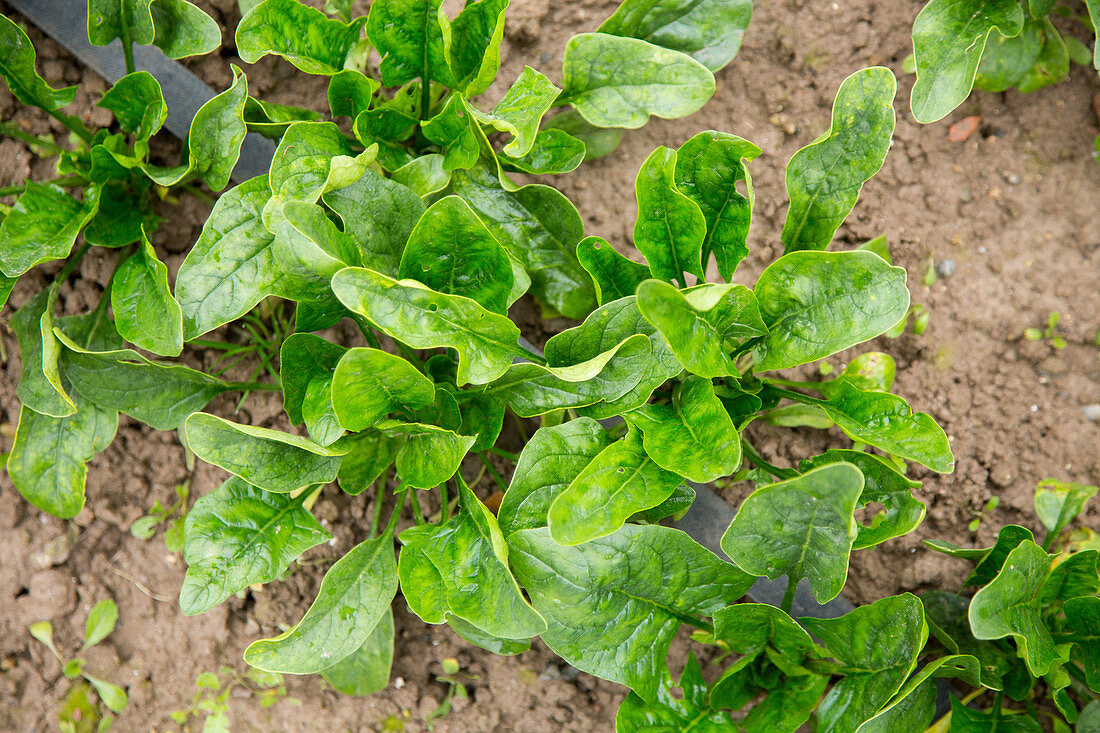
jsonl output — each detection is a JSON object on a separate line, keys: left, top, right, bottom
{"left": 948, "top": 116, "right": 981, "bottom": 143}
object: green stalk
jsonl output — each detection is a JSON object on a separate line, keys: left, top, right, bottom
{"left": 46, "top": 109, "right": 93, "bottom": 144}
{"left": 487, "top": 446, "right": 519, "bottom": 463}
{"left": 369, "top": 476, "right": 388, "bottom": 539}
{"left": 383, "top": 490, "right": 410, "bottom": 536}
{"left": 224, "top": 380, "right": 281, "bottom": 392}
{"left": 409, "top": 490, "right": 427, "bottom": 526}
{"left": 420, "top": 77, "right": 432, "bottom": 121}
{"left": 476, "top": 453, "right": 508, "bottom": 492}
{"left": 439, "top": 481, "right": 449, "bottom": 522}
{"left": 740, "top": 439, "right": 797, "bottom": 480}
{"left": 0, "top": 122, "right": 68, "bottom": 155}
{"left": 780, "top": 578, "right": 797, "bottom": 615}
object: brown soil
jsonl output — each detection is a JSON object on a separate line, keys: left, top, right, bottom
{"left": 2, "top": 0, "right": 1098, "bottom": 730}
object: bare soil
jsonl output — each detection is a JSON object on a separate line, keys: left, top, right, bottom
{"left": 1, "top": 0, "right": 1098, "bottom": 730}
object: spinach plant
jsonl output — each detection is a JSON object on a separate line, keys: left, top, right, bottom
{"left": 908, "top": 0, "right": 1099, "bottom": 123}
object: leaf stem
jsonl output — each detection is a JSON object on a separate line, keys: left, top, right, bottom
{"left": 369, "top": 476, "right": 387, "bottom": 539}
{"left": 0, "top": 122, "right": 68, "bottom": 155}
{"left": 476, "top": 453, "right": 508, "bottom": 492}
{"left": 46, "top": 108, "right": 93, "bottom": 144}
{"left": 766, "top": 385, "right": 826, "bottom": 406}
{"left": 780, "top": 578, "right": 797, "bottom": 615}
{"left": 224, "top": 380, "right": 282, "bottom": 392}
{"left": 740, "top": 439, "right": 798, "bottom": 480}
{"left": 487, "top": 446, "right": 519, "bottom": 463}
{"left": 409, "top": 490, "right": 426, "bottom": 526}
{"left": 384, "top": 489, "right": 410, "bottom": 536}
{"left": 420, "top": 77, "right": 432, "bottom": 121}
{"left": 439, "top": 480, "right": 449, "bottom": 522}
{"left": 763, "top": 377, "right": 826, "bottom": 391}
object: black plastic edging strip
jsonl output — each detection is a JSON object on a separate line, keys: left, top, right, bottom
{"left": 5, "top": 0, "right": 276, "bottom": 183}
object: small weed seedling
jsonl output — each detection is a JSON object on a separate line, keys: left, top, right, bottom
{"left": 1026, "top": 310, "right": 1069, "bottom": 349}
{"left": 129, "top": 479, "right": 190, "bottom": 552}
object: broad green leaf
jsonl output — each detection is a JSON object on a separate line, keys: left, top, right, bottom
{"left": 279, "top": 334, "right": 346, "bottom": 426}
{"left": 83, "top": 181, "right": 153, "bottom": 248}
{"left": 185, "top": 413, "right": 345, "bottom": 493}
{"left": 83, "top": 599, "right": 119, "bottom": 649}
{"left": 320, "top": 608, "right": 394, "bottom": 695}
{"left": 334, "top": 430, "right": 400, "bottom": 495}
{"left": 548, "top": 432, "right": 683, "bottom": 545}
{"left": 921, "top": 591, "right": 1015, "bottom": 690}
{"left": 630, "top": 483, "right": 695, "bottom": 523}
{"left": 175, "top": 176, "right": 275, "bottom": 339}
{"left": 910, "top": 0, "right": 1025, "bottom": 123}
{"left": 721, "top": 463, "right": 862, "bottom": 603}
{"left": 817, "top": 351, "right": 898, "bottom": 398}
{"left": 0, "top": 182, "right": 99, "bottom": 277}
{"left": 674, "top": 131, "right": 759, "bottom": 279}
{"left": 575, "top": 237, "right": 652, "bottom": 306}
{"left": 84, "top": 673, "right": 128, "bottom": 713}
{"left": 802, "top": 594, "right": 928, "bottom": 733}
{"left": 331, "top": 267, "right": 522, "bottom": 385}
{"left": 855, "top": 654, "right": 981, "bottom": 733}
{"left": 781, "top": 67, "right": 896, "bottom": 254}
{"left": 421, "top": 94, "right": 480, "bottom": 171}
{"left": 7, "top": 396, "right": 117, "bottom": 519}
{"left": 1015, "top": 18, "right": 1069, "bottom": 93}
{"left": 237, "top": 0, "right": 367, "bottom": 74}
{"left": 302, "top": 377, "right": 342, "bottom": 446}
{"left": 447, "top": 616, "right": 531, "bottom": 656}
{"left": 111, "top": 237, "right": 182, "bottom": 356}
{"left": 499, "top": 128, "right": 586, "bottom": 175}
{"left": 713, "top": 603, "right": 818, "bottom": 674}
{"left": 762, "top": 403, "right": 833, "bottom": 428}
{"left": 544, "top": 295, "right": 679, "bottom": 416}
{"left": 327, "top": 69, "right": 379, "bottom": 119}
{"left": 1041, "top": 550, "right": 1100, "bottom": 604}
{"left": 366, "top": 0, "right": 451, "bottom": 87}
{"left": 458, "top": 394, "right": 505, "bottom": 452}
{"left": 398, "top": 479, "right": 545, "bottom": 638}
{"left": 508, "top": 524, "right": 754, "bottom": 701}
{"left": 633, "top": 146, "right": 707, "bottom": 286}
{"left": 0, "top": 275, "right": 14, "bottom": 311}
{"left": 543, "top": 109, "right": 623, "bottom": 160}
{"left": 1088, "top": 0, "right": 1100, "bottom": 69}
{"left": 268, "top": 121, "right": 354, "bottom": 203}
{"left": 924, "top": 523, "right": 1033, "bottom": 564}
{"left": 450, "top": 142, "right": 594, "bottom": 319}
{"left": 753, "top": 250, "right": 909, "bottom": 371}
{"left": 975, "top": 20, "right": 1043, "bottom": 92}
{"left": 616, "top": 654, "right": 734, "bottom": 732}
{"left": 331, "top": 347, "right": 436, "bottom": 431}
{"left": 0, "top": 14, "right": 77, "bottom": 110}
{"left": 562, "top": 33, "right": 715, "bottom": 129}
{"left": 88, "top": 0, "right": 220, "bottom": 58}
{"left": 478, "top": 334, "right": 651, "bottom": 417}
{"left": 1065, "top": 596, "right": 1100, "bottom": 691}
{"left": 599, "top": 0, "right": 751, "bottom": 72}
{"left": 245, "top": 95, "right": 324, "bottom": 138}
{"left": 628, "top": 376, "right": 741, "bottom": 482}
{"left": 97, "top": 71, "right": 166, "bottom": 145}
{"left": 800, "top": 449, "right": 925, "bottom": 549}
{"left": 946, "top": 695, "right": 1043, "bottom": 732}
{"left": 144, "top": 66, "right": 247, "bottom": 191}
{"left": 814, "top": 382, "right": 954, "bottom": 473}
{"left": 637, "top": 280, "right": 766, "bottom": 378}
{"left": 439, "top": 0, "right": 507, "bottom": 96}
{"left": 180, "top": 479, "right": 331, "bottom": 615}
{"left": 378, "top": 420, "right": 475, "bottom": 490}
{"left": 472, "top": 66, "right": 560, "bottom": 157}
{"left": 1035, "top": 478, "right": 1097, "bottom": 544}
{"left": 968, "top": 540, "right": 1064, "bottom": 676}
{"left": 244, "top": 531, "right": 397, "bottom": 674}
{"left": 497, "top": 418, "right": 613, "bottom": 536}
{"left": 391, "top": 154, "right": 451, "bottom": 197}
{"left": 11, "top": 291, "right": 74, "bottom": 417}
{"left": 323, "top": 170, "right": 424, "bottom": 277}
{"left": 397, "top": 196, "right": 513, "bottom": 313}
{"left": 57, "top": 335, "right": 232, "bottom": 431}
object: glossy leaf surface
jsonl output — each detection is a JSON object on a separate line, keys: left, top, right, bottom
{"left": 598, "top": 0, "right": 752, "bottom": 71}
{"left": 237, "top": 0, "right": 367, "bottom": 74}
{"left": 633, "top": 146, "right": 706, "bottom": 285}
{"left": 331, "top": 347, "right": 436, "bottom": 430}
{"left": 111, "top": 238, "right": 183, "bottom": 356}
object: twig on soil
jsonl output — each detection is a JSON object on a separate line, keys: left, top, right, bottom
{"left": 107, "top": 564, "right": 172, "bottom": 603}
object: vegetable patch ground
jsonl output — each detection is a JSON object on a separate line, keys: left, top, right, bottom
{"left": 1, "top": 0, "right": 1097, "bottom": 730}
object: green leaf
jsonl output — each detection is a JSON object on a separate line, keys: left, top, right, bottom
{"left": 1035, "top": 478, "right": 1097, "bottom": 544}
{"left": 279, "top": 333, "right": 346, "bottom": 426}
{"left": 331, "top": 267, "right": 521, "bottom": 386}
{"left": 562, "top": 33, "right": 715, "bottom": 129}
{"left": 244, "top": 531, "right": 398, "bottom": 674}
{"left": 83, "top": 599, "right": 119, "bottom": 649}
{"left": 323, "top": 170, "right": 424, "bottom": 278}
{"left": 473, "top": 66, "right": 560, "bottom": 157}
{"left": 599, "top": 0, "right": 752, "bottom": 72}
{"left": 713, "top": 603, "right": 818, "bottom": 673}
{"left": 508, "top": 524, "right": 753, "bottom": 701}
{"left": 802, "top": 594, "right": 928, "bottom": 733}
{"left": 450, "top": 141, "right": 595, "bottom": 319}
{"left": 721, "top": 463, "right": 862, "bottom": 603}
{"left": 637, "top": 280, "right": 766, "bottom": 378}
{"left": 921, "top": 591, "right": 1015, "bottom": 690}
{"left": 753, "top": 250, "right": 910, "bottom": 372}
{"left": 421, "top": 94, "right": 480, "bottom": 171}
{"left": 0, "top": 14, "right": 76, "bottom": 110}
{"left": 968, "top": 539, "right": 1064, "bottom": 676}
{"left": 175, "top": 176, "right": 275, "bottom": 339}
{"left": 334, "top": 430, "right": 400, "bottom": 496}
{"left": 180, "top": 478, "right": 331, "bottom": 615}
{"left": 975, "top": 20, "right": 1043, "bottom": 92}
{"left": 267, "top": 121, "right": 354, "bottom": 203}
{"left": 945, "top": 695, "right": 1043, "bottom": 732}
{"left": 499, "top": 128, "right": 586, "bottom": 175}
{"left": 458, "top": 394, "right": 504, "bottom": 453}
{"left": 628, "top": 376, "right": 741, "bottom": 482}
{"left": 366, "top": 0, "right": 450, "bottom": 87}
{"left": 497, "top": 418, "right": 613, "bottom": 536}
{"left": 397, "top": 196, "right": 513, "bottom": 313}
{"left": 320, "top": 608, "right": 394, "bottom": 695}
{"left": 245, "top": 95, "right": 324, "bottom": 138}
{"left": 0, "top": 182, "right": 99, "bottom": 278}
{"left": 89, "top": 0, "right": 220, "bottom": 58}
{"left": 111, "top": 237, "right": 183, "bottom": 356}
{"left": 327, "top": 69, "right": 379, "bottom": 119}
{"left": 910, "top": 0, "right": 1025, "bottom": 123}
{"left": 674, "top": 130, "right": 760, "bottom": 279}
{"left": 1041, "top": 550, "right": 1100, "bottom": 604}
{"left": 547, "top": 432, "right": 684, "bottom": 545}
{"left": 185, "top": 413, "right": 345, "bottom": 493}
{"left": 12, "top": 291, "right": 75, "bottom": 417}
{"left": 448, "top": 616, "right": 530, "bottom": 655}
{"left": 781, "top": 67, "right": 896, "bottom": 254}
{"left": 237, "top": 0, "right": 367, "bottom": 74}
{"left": 391, "top": 154, "right": 451, "bottom": 197}
{"left": 616, "top": 653, "right": 734, "bottom": 732}
{"left": 398, "top": 478, "right": 545, "bottom": 638}
{"left": 630, "top": 483, "right": 695, "bottom": 523}
{"left": 7, "top": 396, "right": 117, "bottom": 519}
{"left": 818, "top": 351, "right": 898, "bottom": 397}
{"left": 83, "top": 182, "right": 154, "bottom": 248}
{"left": 144, "top": 66, "right": 247, "bottom": 192}
{"left": 575, "top": 237, "right": 652, "bottom": 307}
{"left": 378, "top": 421, "right": 474, "bottom": 490}
{"left": 97, "top": 71, "right": 166, "bottom": 144}
{"left": 854, "top": 654, "right": 981, "bottom": 733}
{"left": 478, "top": 334, "right": 652, "bottom": 418}
{"left": 545, "top": 294, "right": 680, "bottom": 416}
{"left": 83, "top": 673, "right": 128, "bottom": 713}
{"left": 440, "top": 0, "right": 507, "bottom": 96}
{"left": 799, "top": 449, "right": 925, "bottom": 549}
{"left": 1015, "top": 18, "right": 1069, "bottom": 93}
{"left": 542, "top": 109, "right": 623, "bottom": 161}
{"left": 1065, "top": 596, "right": 1100, "bottom": 692}
{"left": 814, "top": 382, "right": 954, "bottom": 473}
{"left": 633, "top": 146, "right": 707, "bottom": 286}
{"left": 57, "top": 338, "right": 232, "bottom": 431}
{"left": 331, "top": 347, "right": 436, "bottom": 431}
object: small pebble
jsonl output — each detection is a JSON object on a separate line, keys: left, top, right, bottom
{"left": 539, "top": 51, "right": 552, "bottom": 64}
{"left": 935, "top": 259, "right": 957, "bottom": 278}
{"left": 1083, "top": 404, "right": 1100, "bottom": 422}
{"left": 561, "top": 665, "right": 581, "bottom": 683}
{"left": 539, "top": 663, "right": 562, "bottom": 681}
{"left": 1004, "top": 172, "right": 1021, "bottom": 185}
